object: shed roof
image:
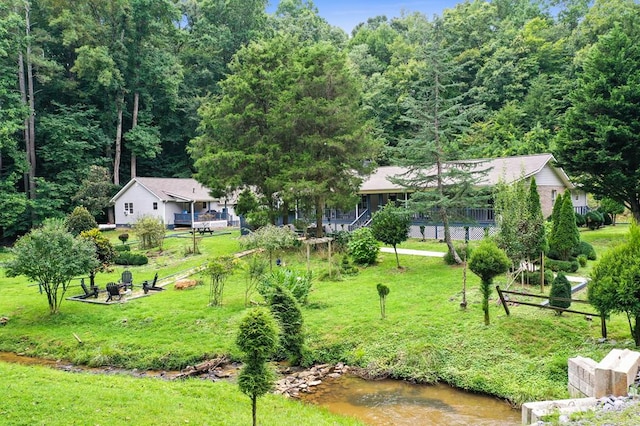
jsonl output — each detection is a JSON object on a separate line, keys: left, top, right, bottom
{"left": 110, "top": 177, "right": 218, "bottom": 203}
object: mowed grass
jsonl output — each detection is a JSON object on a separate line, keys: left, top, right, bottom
{"left": 0, "top": 225, "right": 636, "bottom": 416}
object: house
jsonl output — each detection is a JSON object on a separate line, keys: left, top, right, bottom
{"left": 110, "top": 177, "right": 237, "bottom": 228}
{"left": 322, "top": 153, "right": 588, "bottom": 238}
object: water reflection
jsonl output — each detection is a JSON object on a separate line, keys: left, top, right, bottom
{"left": 301, "top": 375, "right": 520, "bottom": 426}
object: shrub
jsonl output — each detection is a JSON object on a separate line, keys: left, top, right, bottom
{"left": 348, "top": 227, "right": 379, "bottom": 265}
{"left": 577, "top": 254, "right": 587, "bottom": 267}
{"left": 332, "top": 230, "right": 352, "bottom": 253}
{"left": 339, "top": 255, "right": 359, "bottom": 275}
{"left": 602, "top": 212, "right": 613, "bottom": 226}
{"left": 545, "top": 258, "right": 579, "bottom": 273}
{"left": 585, "top": 211, "right": 604, "bottom": 230}
{"left": 118, "top": 233, "right": 129, "bottom": 244}
{"left": 468, "top": 239, "right": 510, "bottom": 325}
{"left": 524, "top": 269, "right": 554, "bottom": 286}
{"left": 66, "top": 206, "right": 98, "bottom": 236}
{"left": 268, "top": 283, "right": 305, "bottom": 365}
{"left": 574, "top": 213, "right": 585, "bottom": 227}
{"left": 549, "top": 272, "right": 572, "bottom": 313}
{"left": 573, "top": 241, "right": 596, "bottom": 261}
{"left": 444, "top": 243, "right": 472, "bottom": 265}
{"left": 133, "top": 215, "right": 166, "bottom": 250}
{"left": 113, "top": 252, "right": 148, "bottom": 265}
{"left": 114, "top": 245, "right": 131, "bottom": 253}
{"left": 258, "top": 269, "right": 313, "bottom": 305}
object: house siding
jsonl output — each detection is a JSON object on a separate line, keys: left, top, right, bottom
{"left": 113, "top": 182, "right": 161, "bottom": 226}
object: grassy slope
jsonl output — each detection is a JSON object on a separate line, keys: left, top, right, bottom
{"left": 0, "top": 226, "right": 633, "bottom": 411}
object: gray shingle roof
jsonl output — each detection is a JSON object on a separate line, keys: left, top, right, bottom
{"left": 132, "top": 177, "right": 217, "bottom": 202}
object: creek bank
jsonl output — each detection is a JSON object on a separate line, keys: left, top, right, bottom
{"left": 275, "top": 362, "right": 350, "bottom": 398}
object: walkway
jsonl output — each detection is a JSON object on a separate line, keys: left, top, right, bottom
{"left": 380, "top": 247, "right": 445, "bottom": 257}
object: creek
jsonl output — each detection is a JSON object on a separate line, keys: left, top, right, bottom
{"left": 1, "top": 352, "right": 520, "bottom": 425}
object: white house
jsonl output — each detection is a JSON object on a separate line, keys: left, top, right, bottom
{"left": 110, "top": 177, "right": 237, "bottom": 228}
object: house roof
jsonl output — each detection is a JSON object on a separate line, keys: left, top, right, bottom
{"left": 359, "top": 153, "right": 575, "bottom": 193}
{"left": 110, "top": 177, "right": 218, "bottom": 203}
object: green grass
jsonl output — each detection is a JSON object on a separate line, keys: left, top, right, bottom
{"left": 1, "top": 362, "right": 362, "bottom": 426}
{"left": 0, "top": 225, "right": 637, "bottom": 419}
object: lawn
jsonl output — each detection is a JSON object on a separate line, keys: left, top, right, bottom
{"left": 0, "top": 224, "right": 635, "bottom": 423}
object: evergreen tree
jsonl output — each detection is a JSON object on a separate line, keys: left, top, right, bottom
{"left": 549, "top": 193, "right": 580, "bottom": 261}
{"left": 550, "top": 192, "right": 564, "bottom": 234}
{"left": 469, "top": 238, "right": 510, "bottom": 325}
{"left": 524, "top": 179, "right": 548, "bottom": 260}
{"left": 269, "top": 283, "right": 305, "bottom": 366}
{"left": 549, "top": 272, "right": 571, "bottom": 314}
{"left": 236, "top": 308, "right": 279, "bottom": 426}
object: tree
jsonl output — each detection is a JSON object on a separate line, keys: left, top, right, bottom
{"left": 549, "top": 193, "right": 579, "bottom": 261}
{"left": 80, "top": 228, "right": 116, "bottom": 288}
{"left": 236, "top": 308, "right": 279, "bottom": 426}
{"left": 268, "top": 283, "right": 305, "bottom": 365}
{"left": 370, "top": 203, "right": 411, "bottom": 268}
{"left": 377, "top": 283, "right": 390, "bottom": 319}
{"left": 599, "top": 197, "right": 625, "bottom": 225}
{"left": 391, "top": 18, "right": 487, "bottom": 264}
{"left": 549, "top": 272, "right": 572, "bottom": 314}
{"left": 5, "top": 219, "right": 98, "bottom": 314}
{"left": 468, "top": 238, "right": 510, "bottom": 325}
{"left": 204, "top": 255, "right": 238, "bottom": 307}
{"left": 239, "top": 225, "right": 297, "bottom": 271}
{"left": 556, "top": 18, "right": 640, "bottom": 222}
{"left": 133, "top": 215, "right": 165, "bottom": 250}
{"left": 66, "top": 206, "right": 98, "bottom": 236}
{"left": 589, "top": 223, "right": 640, "bottom": 346}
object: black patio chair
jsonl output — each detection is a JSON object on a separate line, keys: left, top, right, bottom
{"left": 120, "top": 270, "right": 133, "bottom": 290}
{"left": 106, "top": 282, "right": 123, "bottom": 302}
{"left": 142, "top": 273, "right": 164, "bottom": 294}
{"left": 79, "top": 279, "right": 99, "bottom": 299}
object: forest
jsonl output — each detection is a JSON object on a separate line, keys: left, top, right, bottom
{"left": 1, "top": 0, "right": 639, "bottom": 239}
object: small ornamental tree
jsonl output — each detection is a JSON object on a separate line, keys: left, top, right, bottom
{"left": 377, "top": 283, "right": 390, "bottom": 319}
{"left": 268, "top": 283, "right": 305, "bottom": 365}
{"left": 118, "top": 233, "right": 129, "bottom": 245}
{"left": 205, "top": 255, "right": 238, "bottom": 306}
{"left": 599, "top": 197, "right": 625, "bottom": 225}
{"left": 80, "top": 228, "right": 116, "bottom": 288}
{"left": 550, "top": 192, "right": 564, "bottom": 232}
{"left": 589, "top": 223, "right": 640, "bottom": 346}
{"left": 468, "top": 238, "right": 510, "bottom": 325}
{"left": 133, "top": 215, "right": 166, "bottom": 250}
{"left": 5, "top": 219, "right": 98, "bottom": 314}
{"left": 348, "top": 227, "right": 379, "bottom": 265}
{"left": 236, "top": 308, "right": 279, "bottom": 426}
{"left": 549, "top": 272, "right": 572, "bottom": 314}
{"left": 66, "top": 206, "right": 98, "bottom": 236}
{"left": 240, "top": 224, "right": 297, "bottom": 271}
{"left": 370, "top": 203, "right": 412, "bottom": 268}
{"left": 549, "top": 194, "right": 580, "bottom": 261}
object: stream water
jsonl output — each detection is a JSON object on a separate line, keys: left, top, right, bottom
{"left": 1, "top": 352, "right": 520, "bottom": 425}
{"left": 300, "top": 375, "right": 521, "bottom": 426}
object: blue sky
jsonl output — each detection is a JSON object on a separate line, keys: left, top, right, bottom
{"left": 268, "top": 0, "right": 462, "bottom": 34}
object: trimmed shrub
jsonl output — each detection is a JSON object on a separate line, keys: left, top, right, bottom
{"left": 573, "top": 241, "right": 596, "bottom": 261}
{"left": 524, "top": 269, "right": 554, "bottom": 286}
{"left": 268, "top": 283, "right": 305, "bottom": 365}
{"left": 545, "top": 258, "right": 579, "bottom": 273}
{"left": 574, "top": 213, "right": 585, "bottom": 227}
{"left": 577, "top": 254, "right": 587, "bottom": 267}
{"left": 118, "top": 233, "right": 129, "bottom": 244}
{"left": 585, "top": 210, "right": 604, "bottom": 230}
{"left": 339, "top": 255, "right": 359, "bottom": 275}
{"left": 549, "top": 272, "right": 572, "bottom": 313}
{"left": 602, "top": 212, "right": 613, "bottom": 226}
{"left": 114, "top": 252, "right": 148, "bottom": 265}
{"left": 66, "top": 206, "right": 98, "bottom": 236}
{"left": 444, "top": 243, "right": 472, "bottom": 265}
{"left": 114, "top": 244, "right": 131, "bottom": 253}
{"left": 348, "top": 227, "right": 379, "bottom": 265}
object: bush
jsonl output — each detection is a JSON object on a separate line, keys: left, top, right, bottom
{"left": 114, "top": 251, "right": 148, "bottom": 265}
{"left": 133, "top": 215, "right": 166, "bottom": 250}
{"left": 339, "top": 255, "right": 359, "bottom": 275}
{"left": 549, "top": 272, "right": 572, "bottom": 312}
{"left": 574, "top": 213, "right": 585, "bottom": 227}
{"left": 577, "top": 254, "right": 587, "bottom": 267}
{"left": 66, "top": 206, "right": 98, "bottom": 236}
{"left": 268, "top": 283, "right": 305, "bottom": 365}
{"left": 585, "top": 211, "right": 604, "bottom": 230}
{"left": 348, "top": 227, "right": 379, "bottom": 265}
{"left": 118, "top": 233, "right": 129, "bottom": 244}
{"left": 573, "top": 241, "right": 596, "bottom": 261}
{"left": 524, "top": 269, "right": 554, "bottom": 286}
{"left": 444, "top": 243, "right": 472, "bottom": 265}
{"left": 258, "top": 269, "right": 313, "bottom": 305}
{"left": 602, "top": 212, "right": 613, "bottom": 226}
{"left": 545, "top": 258, "right": 579, "bottom": 273}
{"left": 114, "top": 245, "right": 131, "bottom": 253}
{"left": 332, "top": 230, "right": 352, "bottom": 253}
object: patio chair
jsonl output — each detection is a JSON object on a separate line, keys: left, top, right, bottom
{"left": 79, "top": 279, "right": 99, "bottom": 299}
{"left": 106, "top": 282, "right": 123, "bottom": 302}
{"left": 121, "top": 270, "right": 133, "bottom": 290}
{"left": 142, "top": 273, "right": 164, "bottom": 294}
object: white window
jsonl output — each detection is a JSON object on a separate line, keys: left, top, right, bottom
{"left": 153, "top": 202, "right": 158, "bottom": 210}
{"left": 124, "top": 202, "right": 134, "bottom": 215}
{"left": 551, "top": 190, "right": 557, "bottom": 204}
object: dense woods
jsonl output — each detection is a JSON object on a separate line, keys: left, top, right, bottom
{"left": 1, "top": 0, "right": 639, "bottom": 239}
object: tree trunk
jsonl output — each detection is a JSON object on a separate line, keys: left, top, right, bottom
{"left": 630, "top": 199, "right": 640, "bottom": 225}
{"left": 130, "top": 91, "right": 139, "bottom": 180}
{"left": 632, "top": 315, "right": 640, "bottom": 347}
{"left": 251, "top": 395, "right": 257, "bottom": 426}
{"left": 315, "top": 198, "right": 324, "bottom": 238}
{"left": 114, "top": 91, "right": 124, "bottom": 185}
{"left": 393, "top": 244, "right": 400, "bottom": 268}
{"left": 18, "top": 51, "right": 29, "bottom": 194}
{"left": 27, "top": 13, "right": 36, "bottom": 201}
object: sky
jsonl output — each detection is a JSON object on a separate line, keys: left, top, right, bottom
{"left": 268, "top": 0, "right": 463, "bottom": 34}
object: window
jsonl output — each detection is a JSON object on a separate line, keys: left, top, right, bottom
{"left": 124, "top": 202, "right": 134, "bottom": 215}
{"left": 202, "top": 202, "right": 207, "bottom": 209}
{"left": 153, "top": 202, "right": 158, "bottom": 210}
{"left": 551, "top": 190, "right": 557, "bottom": 204}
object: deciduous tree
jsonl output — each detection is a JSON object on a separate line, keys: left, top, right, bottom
{"left": 370, "top": 203, "right": 411, "bottom": 268}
